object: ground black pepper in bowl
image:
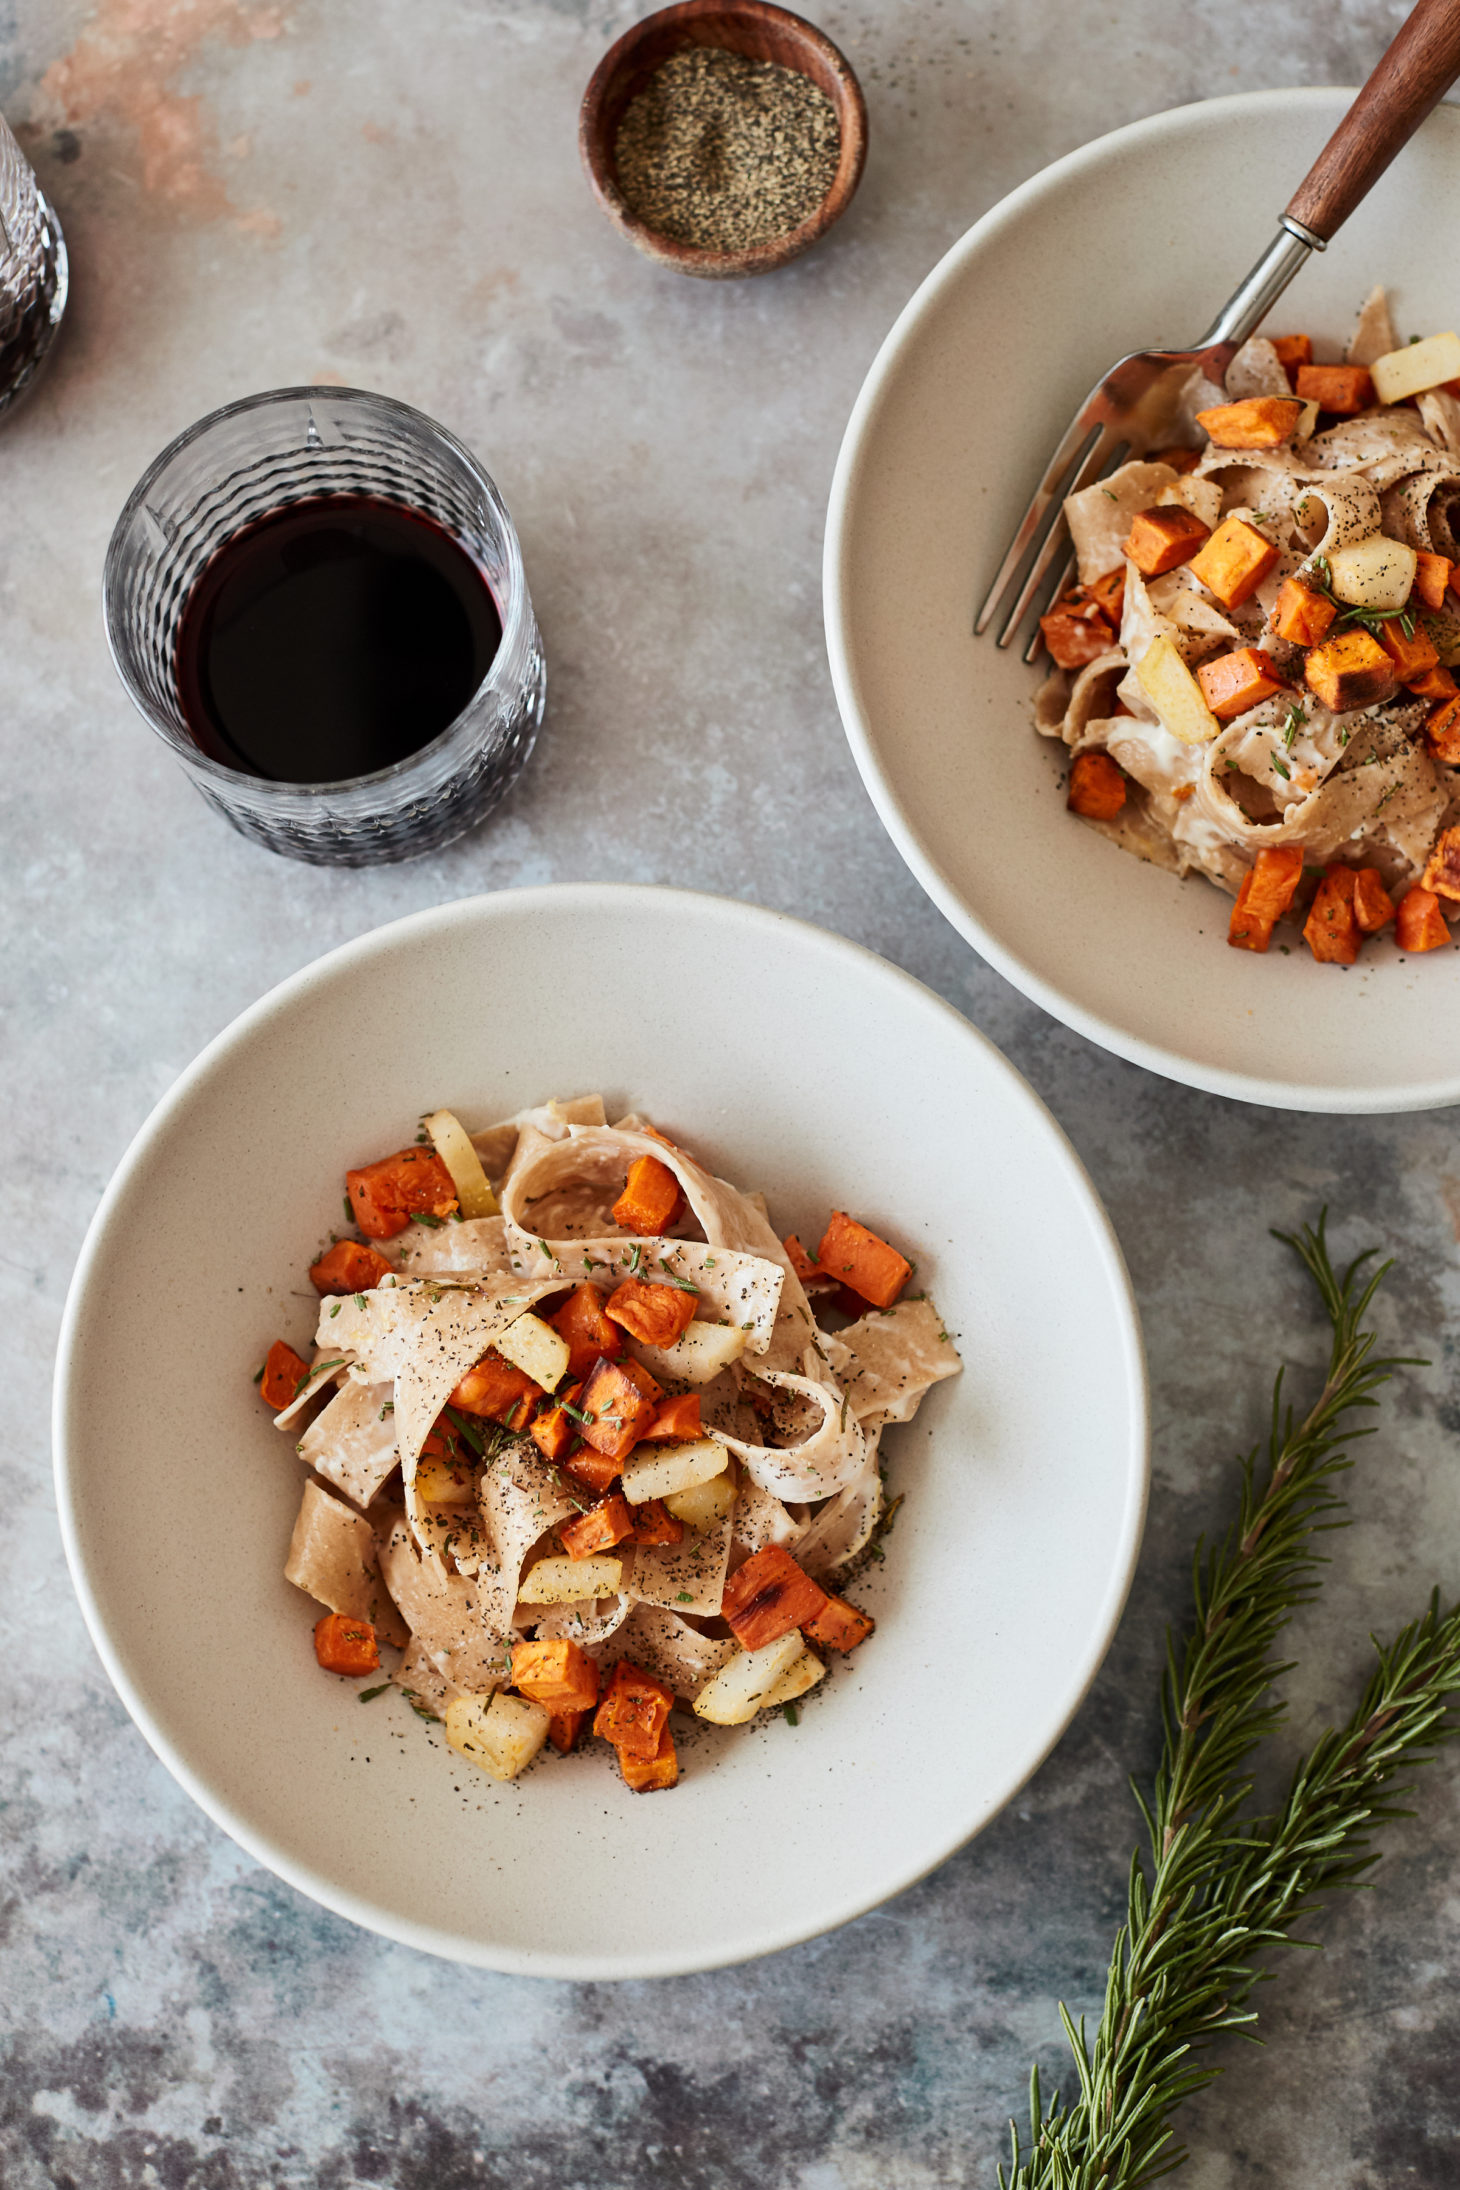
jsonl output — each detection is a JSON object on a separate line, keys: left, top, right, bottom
{"left": 613, "top": 45, "right": 841, "bottom": 254}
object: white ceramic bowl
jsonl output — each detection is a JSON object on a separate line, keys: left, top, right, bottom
{"left": 54, "top": 886, "right": 1146, "bottom": 1978}
{"left": 826, "top": 90, "right": 1460, "bottom": 1113}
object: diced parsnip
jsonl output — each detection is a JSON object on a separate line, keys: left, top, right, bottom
{"left": 415, "top": 1456, "right": 476, "bottom": 1505}
{"left": 518, "top": 1553, "right": 624, "bottom": 1602}
{"left": 1371, "top": 330, "right": 1460, "bottom": 405}
{"left": 1324, "top": 535, "right": 1418, "bottom": 611}
{"left": 424, "top": 1109, "right": 500, "bottom": 1218}
{"left": 495, "top": 1311, "right": 569, "bottom": 1392}
{"left": 1134, "top": 635, "right": 1221, "bottom": 745}
{"left": 444, "top": 1692, "right": 549, "bottom": 1781}
{"left": 693, "top": 1633, "right": 806, "bottom": 1725}
{"left": 1296, "top": 398, "right": 1320, "bottom": 440}
{"left": 632, "top": 1319, "right": 750, "bottom": 1386}
{"left": 664, "top": 1471, "right": 738, "bottom": 1531}
{"left": 760, "top": 1650, "right": 828, "bottom": 1711}
{"left": 621, "top": 1438, "right": 730, "bottom": 1505}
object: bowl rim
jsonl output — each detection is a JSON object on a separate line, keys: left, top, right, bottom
{"left": 578, "top": 0, "right": 868, "bottom": 280}
{"left": 824, "top": 85, "right": 1460, "bottom": 1117}
{"left": 52, "top": 883, "right": 1149, "bottom": 1978}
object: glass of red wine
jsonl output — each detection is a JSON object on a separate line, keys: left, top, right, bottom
{"left": 102, "top": 386, "right": 546, "bottom": 864}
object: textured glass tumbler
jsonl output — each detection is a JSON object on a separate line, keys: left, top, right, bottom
{"left": 0, "top": 112, "right": 68, "bottom": 417}
{"left": 102, "top": 387, "right": 547, "bottom": 865}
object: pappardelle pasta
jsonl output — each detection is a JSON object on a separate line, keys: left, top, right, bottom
{"left": 257, "top": 1096, "right": 961, "bottom": 1793}
{"left": 1035, "top": 287, "right": 1460, "bottom": 963}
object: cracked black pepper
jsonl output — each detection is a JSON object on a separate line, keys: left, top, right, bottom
{"left": 613, "top": 46, "right": 840, "bottom": 253}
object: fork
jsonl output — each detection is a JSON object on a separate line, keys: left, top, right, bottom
{"left": 977, "top": 0, "right": 1460, "bottom": 660}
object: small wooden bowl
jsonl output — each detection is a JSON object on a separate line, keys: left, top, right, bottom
{"left": 579, "top": 0, "right": 868, "bottom": 279}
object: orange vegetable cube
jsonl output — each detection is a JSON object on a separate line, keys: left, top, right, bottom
{"left": 1304, "top": 629, "right": 1398, "bottom": 711}
{"left": 1087, "top": 566, "right": 1126, "bottom": 627}
{"left": 611, "top": 1154, "right": 683, "bottom": 1235}
{"left": 261, "top": 1338, "right": 310, "bottom": 1411}
{"left": 564, "top": 1447, "right": 622, "bottom": 1494}
{"left": 593, "top": 1660, "right": 674, "bottom": 1760}
{"left": 1408, "top": 666, "right": 1458, "bottom": 704}
{"left": 313, "top": 1613, "right": 380, "bottom": 1677}
{"left": 1196, "top": 647, "right": 1286, "bottom": 720}
{"left": 783, "top": 1234, "right": 834, "bottom": 1288}
{"left": 1353, "top": 868, "right": 1396, "bottom": 934}
{"left": 1067, "top": 750, "right": 1127, "bottom": 819}
{"left": 510, "top": 1637, "right": 599, "bottom": 1713}
{"left": 1397, "top": 886, "right": 1451, "bottom": 951}
{"left": 1425, "top": 694, "right": 1460, "bottom": 764}
{"left": 345, "top": 1147, "right": 458, "bottom": 1240}
{"left": 1269, "top": 577, "right": 1337, "bottom": 648}
{"left": 1414, "top": 550, "right": 1452, "bottom": 610}
{"left": 308, "top": 1238, "right": 396, "bottom": 1295}
{"left": 803, "top": 1594, "right": 876, "bottom": 1652}
{"left": 1038, "top": 597, "right": 1115, "bottom": 670}
{"left": 1227, "top": 845, "right": 1304, "bottom": 954}
{"left": 1269, "top": 334, "right": 1313, "bottom": 385}
{"left": 560, "top": 1492, "right": 635, "bottom": 1560}
{"left": 1153, "top": 444, "right": 1201, "bottom": 474}
{"left": 1303, "top": 867, "right": 1363, "bottom": 964}
{"left": 1422, "top": 826, "right": 1460, "bottom": 902}
{"left": 1377, "top": 617, "right": 1439, "bottom": 683}
{"left": 1195, "top": 396, "right": 1304, "bottom": 448}
{"left": 641, "top": 1392, "right": 703, "bottom": 1442}
{"left": 549, "top": 1283, "right": 623, "bottom": 1379}
{"left": 1122, "top": 505, "right": 1211, "bottom": 577}
{"left": 814, "top": 1210, "right": 912, "bottom": 1310}
{"left": 616, "top": 1725, "right": 679, "bottom": 1792}
{"left": 577, "top": 1356, "right": 664, "bottom": 1461}
{"left": 631, "top": 1498, "right": 685, "bottom": 1546}
{"left": 1188, "top": 518, "right": 1281, "bottom": 609}
{"left": 604, "top": 1278, "right": 698, "bottom": 1349}
{"left": 1295, "top": 363, "right": 1374, "bottom": 414}
{"left": 530, "top": 1380, "right": 583, "bottom": 1463}
{"left": 548, "top": 1709, "right": 587, "bottom": 1755}
{"left": 721, "top": 1546, "right": 829, "bottom": 1651}
{"left": 450, "top": 1349, "right": 543, "bottom": 1429}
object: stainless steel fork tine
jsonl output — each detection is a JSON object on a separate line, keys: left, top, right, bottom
{"left": 1022, "top": 547, "right": 1076, "bottom": 664}
{"left": 973, "top": 410, "right": 1105, "bottom": 635}
{"left": 1005, "top": 435, "right": 1133, "bottom": 655}
{"left": 995, "top": 427, "right": 1122, "bottom": 647}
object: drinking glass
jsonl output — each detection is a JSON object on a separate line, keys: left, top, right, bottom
{"left": 102, "top": 387, "right": 547, "bottom": 865}
{"left": 0, "top": 112, "right": 68, "bottom": 417}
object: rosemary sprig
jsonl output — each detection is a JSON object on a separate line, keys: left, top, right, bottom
{"left": 1001, "top": 1218, "right": 1449, "bottom": 2190}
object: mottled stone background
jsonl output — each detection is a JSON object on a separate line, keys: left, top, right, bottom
{"left": 3, "top": 0, "right": 1458, "bottom": 2183}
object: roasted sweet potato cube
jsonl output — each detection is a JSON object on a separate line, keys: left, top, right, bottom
{"left": 549, "top": 1284, "right": 623, "bottom": 1379}
{"left": 1039, "top": 598, "right": 1114, "bottom": 670}
{"left": 593, "top": 1659, "right": 674, "bottom": 1760}
{"left": 1353, "top": 868, "right": 1396, "bottom": 934}
{"left": 1270, "top": 334, "right": 1313, "bottom": 384}
{"left": 1426, "top": 694, "right": 1460, "bottom": 763}
{"left": 1269, "top": 577, "right": 1337, "bottom": 647}
{"left": 1196, "top": 647, "right": 1286, "bottom": 720}
{"left": 1122, "top": 505, "right": 1211, "bottom": 577}
{"left": 1088, "top": 566, "right": 1126, "bottom": 626}
{"left": 1188, "top": 518, "right": 1281, "bottom": 609}
{"left": 641, "top": 1392, "right": 703, "bottom": 1442}
{"left": 564, "top": 1446, "right": 622, "bottom": 1494}
{"left": 511, "top": 1638, "right": 600, "bottom": 1713}
{"left": 547, "top": 1709, "right": 587, "bottom": 1755}
{"left": 604, "top": 1278, "right": 698, "bottom": 1349}
{"left": 1295, "top": 363, "right": 1374, "bottom": 414}
{"left": 1397, "top": 886, "right": 1451, "bottom": 951}
{"left": 815, "top": 1211, "right": 912, "bottom": 1310}
{"left": 450, "top": 1348, "right": 543, "bottom": 1429}
{"left": 631, "top": 1498, "right": 685, "bottom": 1546}
{"left": 1304, "top": 629, "right": 1398, "bottom": 711}
{"left": 346, "top": 1147, "right": 458, "bottom": 1240}
{"left": 261, "top": 1338, "right": 310, "bottom": 1411}
{"left": 1067, "top": 750, "right": 1126, "bottom": 819}
{"left": 1409, "top": 666, "right": 1458, "bottom": 705}
{"left": 1227, "top": 846, "right": 1304, "bottom": 954}
{"left": 617, "top": 1725, "right": 679, "bottom": 1792}
{"left": 722, "top": 1546, "right": 829, "bottom": 1651}
{"left": 560, "top": 1492, "right": 635, "bottom": 1561}
{"left": 1377, "top": 617, "right": 1439, "bottom": 682}
{"left": 611, "top": 1154, "right": 683, "bottom": 1234}
{"left": 308, "top": 1239, "right": 395, "bottom": 1295}
{"left": 1422, "top": 825, "right": 1460, "bottom": 902}
{"left": 1303, "top": 867, "right": 1363, "bottom": 964}
{"left": 530, "top": 1380, "right": 583, "bottom": 1463}
{"left": 1414, "top": 550, "right": 1452, "bottom": 610}
{"left": 578, "top": 1355, "right": 664, "bottom": 1461}
{"left": 1153, "top": 444, "right": 1201, "bottom": 474}
{"left": 803, "top": 1594, "right": 876, "bottom": 1653}
{"left": 313, "top": 1613, "right": 380, "bottom": 1677}
{"left": 1195, "top": 396, "right": 1304, "bottom": 448}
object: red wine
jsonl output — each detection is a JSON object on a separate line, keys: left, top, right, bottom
{"left": 175, "top": 495, "right": 503, "bottom": 784}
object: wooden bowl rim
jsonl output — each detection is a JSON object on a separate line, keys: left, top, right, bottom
{"left": 578, "top": 0, "right": 869, "bottom": 279}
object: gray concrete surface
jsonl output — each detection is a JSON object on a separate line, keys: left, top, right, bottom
{"left": 3, "top": 0, "right": 1457, "bottom": 2182}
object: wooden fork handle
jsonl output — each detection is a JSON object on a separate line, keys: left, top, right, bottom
{"left": 1286, "top": 0, "right": 1460, "bottom": 241}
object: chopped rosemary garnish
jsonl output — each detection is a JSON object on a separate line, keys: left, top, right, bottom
{"left": 410, "top": 1211, "right": 445, "bottom": 1228}
{"left": 358, "top": 1683, "right": 390, "bottom": 1703}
